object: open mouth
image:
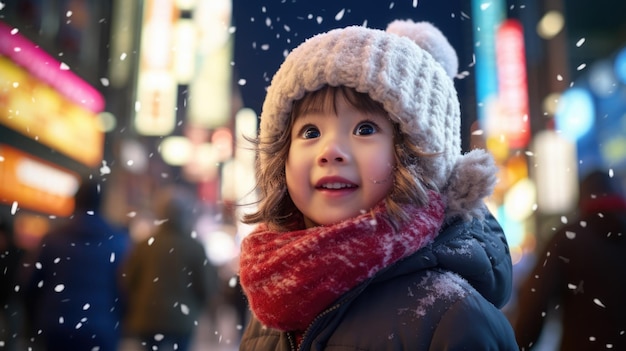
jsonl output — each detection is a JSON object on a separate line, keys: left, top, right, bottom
{"left": 318, "top": 182, "right": 357, "bottom": 190}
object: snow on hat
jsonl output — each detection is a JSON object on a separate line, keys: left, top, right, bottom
{"left": 259, "top": 19, "right": 497, "bottom": 220}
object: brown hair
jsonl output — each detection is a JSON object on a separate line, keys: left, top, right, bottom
{"left": 242, "top": 85, "right": 437, "bottom": 231}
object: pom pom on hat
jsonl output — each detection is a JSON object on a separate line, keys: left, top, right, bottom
{"left": 259, "top": 19, "right": 497, "bottom": 221}
{"left": 386, "top": 20, "right": 459, "bottom": 79}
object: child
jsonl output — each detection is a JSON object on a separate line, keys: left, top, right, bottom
{"left": 238, "top": 19, "right": 518, "bottom": 350}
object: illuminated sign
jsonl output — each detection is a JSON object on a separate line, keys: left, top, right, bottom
{"left": 495, "top": 19, "right": 530, "bottom": 149}
{"left": 0, "top": 21, "right": 104, "bottom": 113}
{"left": 0, "top": 57, "right": 104, "bottom": 166}
{"left": 532, "top": 131, "right": 578, "bottom": 214}
{"left": 0, "top": 144, "right": 79, "bottom": 216}
{"left": 134, "top": 0, "right": 178, "bottom": 136}
{"left": 471, "top": 0, "right": 505, "bottom": 125}
{"left": 134, "top": 70, "right": 178, "bottom": 135}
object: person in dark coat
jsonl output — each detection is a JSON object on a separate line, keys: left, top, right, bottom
{"left": 237, "top": 19, "right": 518, "bottom": 350}
{"left": 0, "top": 218, "right": 25, "bottom": 351}
{"left": 119, "top": 185, "right": 218, "bottom": 351}
{"left": 513, "top": 170, "right": 626, "bottom": 351}
{"left": 22, "top": 178, "right": 131, "bottom": 351}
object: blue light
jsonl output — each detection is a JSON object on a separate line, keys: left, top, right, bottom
{"left": 554, "top": 88, "right": 595, "bottom": 141}
{"left": 470, "top": 0, "right": 506, "bottom": 126}
{"left": 615, "top": 46, "right": 626, "bottom": 84}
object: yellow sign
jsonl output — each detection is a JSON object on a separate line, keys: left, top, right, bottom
{"left": 0, "top": 57, "right": 104, "bottom": 167}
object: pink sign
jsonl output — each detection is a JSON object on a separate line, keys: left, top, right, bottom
{"left": 496, "top": 19, "right": 530, "bottom": 149}
{"left": 0, "top": 21, "right": 105, "bottom": 113}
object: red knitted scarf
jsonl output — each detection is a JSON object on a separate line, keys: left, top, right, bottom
{"left": 239, "top": 191, "right": 445, "bottom": 331}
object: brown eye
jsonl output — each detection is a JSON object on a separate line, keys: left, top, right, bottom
{"left": 354, "top": 121, "right": 378, "bottom": 136}
{"left": 300, "top": 125, "right": 321, "bottom": 139}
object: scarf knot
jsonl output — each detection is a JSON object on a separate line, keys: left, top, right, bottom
{"left": 239, "top": 191, "right": 445, "bottom": 331}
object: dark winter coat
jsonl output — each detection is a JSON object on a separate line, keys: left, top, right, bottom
{"left": 239, "top": 209, "right": 518, "bottom": 350}
{"left": 23, "top": 213, "right": 131, "bottom": 351}
{"left": 514, "top": 195, "right": 626, "bottom": 351}
{"left": 119, "top": 226, "right": 217, "bottom": 337}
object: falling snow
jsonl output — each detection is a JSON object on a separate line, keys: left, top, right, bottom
{"left": 100, "top": 160, "right": 111, "bottom": 175}
{"left": 335, "top": 9, "right": 346, "bottom": 21}
{"left": 1, "top": 1, "right": 624, "bottom": 350}
{"left": 181, "top": 304, "right": 190, "bottom": 315}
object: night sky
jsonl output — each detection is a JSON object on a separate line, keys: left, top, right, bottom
{"left": 231, "top": 0, "right": 473, "bottom": 117}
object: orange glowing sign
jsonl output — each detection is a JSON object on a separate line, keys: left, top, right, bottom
{"left": 0, "top": 144, "right": 79, "bottom": 216}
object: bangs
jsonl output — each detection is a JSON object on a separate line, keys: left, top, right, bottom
{"left": 292, "top": 86, "right": 336, "bottom": 117}
{"left": 292, "top": 86, "right": 387, "bottom": 118}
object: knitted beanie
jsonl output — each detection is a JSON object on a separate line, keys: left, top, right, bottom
{"left": 259, "top": 19, "right": 497, "bottom": 220}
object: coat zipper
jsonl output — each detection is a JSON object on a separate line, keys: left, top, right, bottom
{"left": 287, "top": 331, "right": 297, "bottom": 351}
{"left": 291, "top": 302, "right": 342, "bottom": 351}
{"left": 290, "top": 274, "right": 379, "bottom": 350}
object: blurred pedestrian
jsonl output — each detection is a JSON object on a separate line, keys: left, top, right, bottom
{"left": 21, "top": 178, "right": 131, "bottom": 351}
{"left": 119, "top": 185, "right": 218, "bottom": 351}
{"left": 0, "top": 218, "right": 24, "bottom": 351}
{"left": 513, "top": 169, "right": 626, "bottom": 350}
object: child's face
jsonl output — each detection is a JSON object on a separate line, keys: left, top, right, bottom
{"left": 285, "top": 94, "right": 395, "bottom": 228}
